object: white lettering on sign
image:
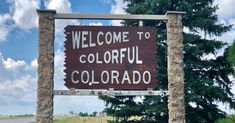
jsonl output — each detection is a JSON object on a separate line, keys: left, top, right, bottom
{"left": 113, "top": 32, "right": 121, "bottom": 43}
{"left": 122, "top": 71, "right": 131, "bottom": 84}
{"left": 111, "top": 70, "right": 119, "bottom": 84}
{"left": 91, "top": 70, "right": 99, "bottom": 85}
{"left": 137, "top": 32, "right": 143, "bottom": 40}
{"left": 137, "top": 31, "right": 150, "bottom": 40}
{"left": 101, "top": 71, "right": 109, "bottom": 84}
{"left": 120, "top": 48, "right": 126, "bottom": 64}
{"left": 79, "top": 55, "right": 86, "bottom": 63}
{"left": 96, "top": 53, "right": 102, "bottom": 64}
{"left": 81, "top": 71, "right": 89, "bottom": 84}
{"left": 71, "top": 70, "right": 152, "bottom": 85}
{"left": 127, "top": 47, "right": 135, "bottom": 63}
{"left": 97, "top": 31, "right": 104, "bottom": 45}
{"left": 78, "top": 46, "right": 143, "bottom": 64}
{"left": 143, "top": 71, "right": 151, "bottom": 84}
{"left": 133, "top": 71, "right": 141, "bottom": 84}
{"left": 122, "top": 32, "right": 129, "bottom": 42}
{"left": 81, "top": 31, "right": 89, "bottom": 48}
{"left": 104, "top": 51, "right": 111, "bottom": 63}
{"left": 145, "top": 32, "right": 150, "bottom": 39}
{"left": 71, "top": 70, "right": 79, "bottom": 84}
{"left": 72, "top": 31, "right": 130, "bottom": 49}
{"left": 87, "top": 54, "right": 95, "bottom": 63}
{"left": 72, "top": 31, "right": 80, "bottom": 49}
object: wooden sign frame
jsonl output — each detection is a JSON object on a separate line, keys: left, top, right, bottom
{"left": 36, "top": 9, "right": 185, "bottom": 123}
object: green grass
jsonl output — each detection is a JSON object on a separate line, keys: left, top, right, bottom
{"left": 216, "top": 115, "right": 235, "bottom": 123}
{"left": 54, "top": 116, "right": 111, "bottom": 123}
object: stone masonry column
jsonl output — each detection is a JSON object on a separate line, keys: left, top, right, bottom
{"left": 36, "top": 10, "right": 56, "bottom": 123}
{"left": 166, "top": 11, "right": 186, "bottom": 123}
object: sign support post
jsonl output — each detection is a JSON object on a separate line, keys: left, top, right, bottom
{"left": 36, "top": 10, "right": 56, "bottom": 123}
{"left": 166, "top": 11, "right": 185, "bottom": 123}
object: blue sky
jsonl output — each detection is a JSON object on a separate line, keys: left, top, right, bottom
{"left": 0, "top": 0, "right": 235, "bottom": 115}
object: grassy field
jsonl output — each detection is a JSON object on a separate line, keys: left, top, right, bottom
{"left": 0, "top": 115, "right": 111, "bottom": 122}
{"left": 0, "top": 115, "right": 34, "bottom": 120}
{"left": 54, "top": 116, "right": 111, "bottom": 123}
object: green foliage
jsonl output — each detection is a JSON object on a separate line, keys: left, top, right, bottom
{"left": 79, "top": 112, "right": 89, "bottom": 117}
{"left": 227, "top": 42, "right": 235, "bottom": 67}
{"left": 216, "top": 115, "right": 235, "bottom": 123}
{"left": 100, "top": 0, "right": 235, "bottom": 123}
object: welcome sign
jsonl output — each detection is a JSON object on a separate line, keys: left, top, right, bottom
{"left": 64, "top": 26, "right": 157, "bottom": 90}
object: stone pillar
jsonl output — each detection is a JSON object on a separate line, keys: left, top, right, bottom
{"left": 36, "top": 10, "right": 56, "bottom": 123}
{"left": 166, "top": 11, "right": 185, "bottom": 123}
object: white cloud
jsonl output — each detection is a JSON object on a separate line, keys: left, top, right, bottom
{"left": 215, "top": 0, "right": 235, "bottom": 19}
{"left": 44, "top": 0, "right": 72, "bottom": 27}
{"left": 99, "top": 0, "right": 112, "bottom": 4}
{"left": 110, "top": 0, "right": 127, "bottom": 26}
{"left": 54, "top": 96, "right": 105, "bottom": 114}
{"left": 0, "top": 14, "right": 11, "bottom": 42}
{"left": 0, "top": 75, "right": 36, "bottom": 101}
{"left": 228, "top": 18, "right": 235, "bottom": 25}
{"left": 218, "top": 102, "right": 235, "bottom": 114}
{"left": 9, "top": 0, "right": 40, "bottom": 29}
{"left": 0, "top": 52, "right": 37, "bottom": 105}
{"left": 0, "top": 26, "right": 9, "bottom": 42}
{"left": 30, "top": 59, "right": 38, "bottom": 69}
{"left": 0, "top": 0, "right": 39, "bottom": 42}
{"left": 111, "top": 0, "right": 127, "bottom": 14}
{"left": 0, "top": 14, "right": 11, "bottom": 24}
{"left": 3, "top": 58, "right": 27, "bottom": 70}
{"left": 44, "top": 0, "right": 72, "bottom": 13}
{"left": 89, "top": 22, "right": 103, "bottom": 26}
{"left": 0, "top": 0, "right": 75, "bottom": 43}
{"left": 45, "top": 0, "right": 78, "bottom": 47}
{"left": 216, "top": 29, "right": 235, "bottom": 44}
{"left": 0, "top": 50, "right": 105, "bottom": 115}
{"left": 201, "top": 53, "right": 216, "bottom": 60}
{"left": 0, "top": 50, "right": 66, "bottom": 102}
{"left": 214, "top": 0, "right": 235, "bottom": 44}
{"left": 54, "top": 50, "right": 66, "bottom": 89}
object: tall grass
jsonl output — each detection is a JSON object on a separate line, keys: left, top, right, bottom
{"left": 54, "top": 116, "right": 110, "bottom": 123}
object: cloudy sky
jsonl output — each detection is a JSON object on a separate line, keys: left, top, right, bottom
{"left": 0, "top": 0, "right": 235, "bottom": 115}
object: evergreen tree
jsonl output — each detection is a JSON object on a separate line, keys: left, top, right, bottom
{"left": 227, "top": 41, "right": 235, "bottom": 67}
{"left": 100, "top": 0, "right": 235, "bottom": 122}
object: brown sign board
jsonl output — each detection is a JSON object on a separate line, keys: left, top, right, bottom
{"left": 64, "top": 26, "right": 157, "bottom": 90}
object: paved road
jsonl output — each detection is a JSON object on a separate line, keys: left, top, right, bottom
{"left": 0, "top": 117, "right": 35, "bottom": 123}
